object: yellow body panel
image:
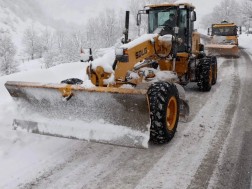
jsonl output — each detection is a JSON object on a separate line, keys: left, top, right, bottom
{"left": 192, "top": 32, "right": 201, "bottom": 55}
{"left": 212, "top": 23, "right": 236, "bottom": 28}
{"left": 115, "top": 37, "right": 157, "bottom": 81}
{"left": 113, "top": 31, "right": 202, "bottom": 83}
{"left": 114, "top": 35, "right": 200, "bottom": 82}
{"left": 175, "top": 57, "right": 189, "bottom": 76}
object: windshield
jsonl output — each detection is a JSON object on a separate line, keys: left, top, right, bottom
{"left": 148, "top": 8, "right": 177, "bottom": 33}
{"left": 212, "top": 26, "right": 237, "bottom": 36}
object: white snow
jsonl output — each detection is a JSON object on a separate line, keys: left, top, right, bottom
{"left": 90, "top": 47, "right": 115, "bottom": 73}
{"left": 155, "top": 70, "right": 179, "bottom": 83}
{"left": 120, "top": 34, "right": 158, "bottom": 49}
{"left": 81, "top": 79, "right": 95, "bottom": 88}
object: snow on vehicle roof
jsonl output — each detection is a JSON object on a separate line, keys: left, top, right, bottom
{"left": 120, "top": 34, "right": 158, "bottom": 49}
{"left": 145, "top": 1, "right": 194, "bottom": 9}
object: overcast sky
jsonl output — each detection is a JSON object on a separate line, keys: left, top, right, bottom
{"left": 38, "top": 0, "right": 129, "bottom": 25}
{"left": 37, "top": 0, "right": 223, "bottom": 26}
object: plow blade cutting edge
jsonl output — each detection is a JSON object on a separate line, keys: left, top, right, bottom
{"left": 5, "top": 81, "right": 150, "bottom": 148}
{"left": 205, "top": 44, "right": 239, "bottom": 57}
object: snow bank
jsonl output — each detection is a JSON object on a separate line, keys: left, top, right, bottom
{"left": 239, "top": 33, "right": 252, "bottom": 49}
{"left": 120, "top": 34, "right": 158, "bottom": 49}
{"left": 90, "top": 48, "right": 115, "bottom": 73}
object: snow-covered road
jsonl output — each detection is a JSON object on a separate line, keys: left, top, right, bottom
{"left": 0, "top": 48, "right": 252, "bottom": 188}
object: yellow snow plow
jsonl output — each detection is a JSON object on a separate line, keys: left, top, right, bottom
{"left": 205, "top": 44, "right": 239, "bottom": 57}
{"left": 5, "top": 3, "right": 217, "bottom": 148}
{"left": 205, "top": 21, "right": 241, "bottom": 57}
{"left": 5, "top": 81, "right": 150, "bottom": 148}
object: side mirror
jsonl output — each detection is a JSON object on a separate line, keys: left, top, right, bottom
{"left": 207, "top": 27, "right": 212, "bottom": 36}
{"left": 191, "top": 11, "right": 196, "bottom": 22}
{"left": 136, "top": 10, "right": 147, "bottom": 26}
{"left": 137, "top": 13, "right": 141, "bottom": 26}
{"left": 239, "top": 26, "right": 242, "bottom": 34}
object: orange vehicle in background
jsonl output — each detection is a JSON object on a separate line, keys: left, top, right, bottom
{"left": 206, "top": 21, "right": 241, "bottom": 57}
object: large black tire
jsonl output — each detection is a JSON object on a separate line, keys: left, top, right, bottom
{"left": 207, "top": 56, "right": 218, "bottom": 85}
{"left": 147, "top": 82, "right": 180, "bottom": 144}
{"left": 210, "top": 56, "right": 218, "bottom": 85}
{"left": 197, "top": 58, "right": 213, "bottom": 92}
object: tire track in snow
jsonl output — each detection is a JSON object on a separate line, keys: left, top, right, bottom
{"left": 187, "top": 56, "right": 241, "bottom": 188}
{"left": 19, "top": 142, "right": 125, "bottom": 189}
{"left": 206, "top": 50, "right": 252, "bottom": 189}
{"left": 20, "top": 141, "right": 168, "bottom": 189}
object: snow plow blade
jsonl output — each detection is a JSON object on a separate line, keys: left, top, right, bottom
{"left": 5, "top": 81, "right": 150, "bottom": 148}
{"left": 205, "top": 44, "right": 239, "bottom": 57}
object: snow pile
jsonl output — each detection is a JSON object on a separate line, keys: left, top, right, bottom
{"left": 239, "top": 33, "right": 252, "bottom": 49}
{"left": 15, "top": 119, "right": 149, "bottom": 149}
{"left": 90, "top": 47, "right": 115, "bottom": 73}
{"left": 17, "top": 58, "right": 45, "bottom": 72}
{"left": 121, "top": 34, "right": 158, "bottom": 49}
{"left": 155, "top": 71, "right": 179, "bottom": 83}
{"left": 82, "top": 79, "right": 95, "bottom": 88}
{"left": 158, "top": 34, "right": 173, "bottom": 43}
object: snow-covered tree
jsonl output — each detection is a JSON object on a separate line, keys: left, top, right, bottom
{"left": 85, "top": 9, "right": 122, "bottom": 51}
{"left": 23, "top": 25, "right": 41, "bottom": 59}
{"left": 0, "top": 34, "right": 17, "bottom": 75}
{"left": 55, "top": 30, "right": 65, "bottom": 53}
{"left": 62, "top": 33, "right": 82, "bottom": 62}
{"left": 240, "top": 0, "right": 252, "bottom": 30}
{"left": 99, "top": 9, "right": 121, "bottom": 47}
{"left": 43, "top": 30, "right": 85, "bottom": 68}
{"left": 41, "top": 28, "right": 55, "bottom": 53}
{"left": 200, "top": 0, "right": 242, "bottom": 28}
{"left": 85, "top": 17, "right": 99, "bottom": 50}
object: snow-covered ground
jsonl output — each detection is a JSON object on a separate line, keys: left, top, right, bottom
{"left": 0, "top": 33, "right": 252, "bottom": 188}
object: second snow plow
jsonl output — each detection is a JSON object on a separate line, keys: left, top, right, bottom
{"left": 5, "top": 3, "right": 217, "bottom": 148}
{"left": 205, "top": 21, "right": 241, "bottom": 57}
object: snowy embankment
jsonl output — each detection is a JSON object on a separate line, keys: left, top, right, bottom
{"left": 0, "top": 47, "right": 117, "bottom": 129}
{"left": 239, "top": 33, "right": 252, "bottom": 49}
{"left": 0, "top": 60, "right": 87, "bottom": 188}
{"left": 0, "top": 50, "right": 112, "bottom": 188}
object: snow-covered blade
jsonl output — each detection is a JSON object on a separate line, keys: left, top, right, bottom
{"left": 205, "top": 44, "right": 239, "bottom": 57}
{"left": 5, "top": 81, "right": 150, "bottom": 148}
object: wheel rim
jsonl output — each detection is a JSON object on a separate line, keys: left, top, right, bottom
{"left": 214, "top": 63, "right": 217, "bottom": 79}
{"left": 209, "top": 66, "right": 213, "bottom": 85}
{"left": 166, "top": 96, "right": 178, "bottom": 131}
